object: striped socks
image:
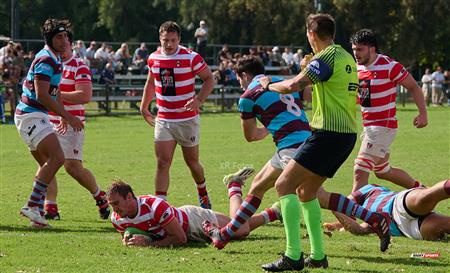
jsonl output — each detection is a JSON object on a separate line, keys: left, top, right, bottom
{"left": 220, "top": 194, "right": 261, "bottom": 240}
{"left": 28, "top": 179, "right": 48, "bottom": 216}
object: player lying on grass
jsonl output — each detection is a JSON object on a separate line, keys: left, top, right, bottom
{"left": 321, "top": 179, "right": 450, "bottom": 241}
{"left": 107, "top": 169, "right": 282, "bottom": 247}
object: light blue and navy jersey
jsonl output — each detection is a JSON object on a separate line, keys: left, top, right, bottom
{"left": 238, "top": 74, "right": 311, "bottom": 150}
{"left": 352, "top": 184, "right": 402, "bottom": 236}
{"left": 16, "top": 45, "right": 62, "bottom": 115}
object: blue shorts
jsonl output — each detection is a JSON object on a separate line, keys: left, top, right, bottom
{"left": 293, "top": 130, "right": 356, "bottom": 178}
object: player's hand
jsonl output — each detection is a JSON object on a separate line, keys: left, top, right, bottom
{"left": 56, "top": 118, "right": 68, "bottom": 135}
{"left": 122, "top": 234, "right": 132, "bottom": 246}
{"left": 259, "top": 76, "right": 271, "bottom": 90}
{"left": 184, "top": 96, "right": 202, "bottom": 111}
{"left": 300, "top": 53, "right": 314, "bottom": 70}
{"left": 413, "top": 113, "right": 428, "bottom": 128}
{"left": 66, "top": 114, "right": 84, "bottom": 132}
{"left": 126, "top": 235, "right": 151, "bottom": 247}
{"left": 140, "top": 108, "right": 155, "bottom": 127}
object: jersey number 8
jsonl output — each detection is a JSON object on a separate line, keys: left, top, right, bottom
{"left": 279, "top": 94, "right": 301, "bottom": 117}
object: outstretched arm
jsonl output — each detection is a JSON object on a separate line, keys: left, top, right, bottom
{"left": 126, "top": 218, "right": 187, "bottom": 247}
{"left": 332, "top": 211, "right": 373, "bottom": 235}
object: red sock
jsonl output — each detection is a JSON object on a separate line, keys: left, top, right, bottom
{"left": 261, "top": 208, "right": 278, "bottom": 223}
{"left": 155, "top": 191, "right": 167, "bottom": 200}
{"left": 227, "top": 182, "right": 242, "bottom": 198}
{"left": 45, "top": 203, "right": 58, "bottom": 214}
{"left": 196, "top": 180, "right": 208, "bottom": 196}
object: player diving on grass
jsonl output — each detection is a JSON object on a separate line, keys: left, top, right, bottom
{"left": 106, "top": 172, "right": 282, "bottom": 247}
{"left": 322, "top": 179, "right": 450, "bottom": 242}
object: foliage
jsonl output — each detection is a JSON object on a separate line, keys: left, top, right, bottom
{"left": 0, "top": 0, "right": 449, "bottom": 68}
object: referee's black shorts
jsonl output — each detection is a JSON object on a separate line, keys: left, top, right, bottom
{"left": 293, "top": 130, "right": 357, "bottom": 178}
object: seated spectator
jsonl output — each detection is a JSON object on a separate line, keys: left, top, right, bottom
{"left": 218, "top": 44, "right": 232, "bottom": 64}
{"left": 282, "top": 47, "right": 296, "bottom": 73}
{"left": 249, "top": 47, "right": 259, "bottom": 58}
{"left": 232, "top": 53, "right": 241, "bottom": 64}
{"left": 224, "top": 61, "right": 239, "bottom": 86}
{"left": 293, "top": 48, "right": 303, "bottom": 72}
{"left": 73, "top": 40, "right": 87, "bottom": 59}
{"left": 132, "top": 43, "right": 148, "bottom": 68}
{"left": 270, "top": 46, "right": 285, "bottom": 66}
{"left": 86, "top": 41, "right": 97, "bottom": 62}
{"left": 0, "top": 41, "right": 15, "bottom": 59}
{"left": 99, "top": 63, "right": 115, "bottom": 85}
{"left": 114, "top": 43, "right": 131, "bottom": 74}
{"left": 95, "top": 43, "right": 110, "bottom": 71}
{"left": 257, "top": 46, "right": 270, "bottom": 65}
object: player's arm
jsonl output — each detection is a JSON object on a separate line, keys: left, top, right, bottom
{"left": 260, "top": 73, "right": 312, "bottom": 94}
{"left": 127, "top": 218, "right": 187, "bottom": 247}
{"left": 34, "top": 78, "right": 83, "bottom": 131}
{"left": 60, "top": 82, "right": 92, "bottom": 104}
{"left": 241, "top": 118, "right": 269, "bottom": 142}
{"left": 140, "top": 71, "right": 156, "bottom": 126}
{"left": 400, "top": 74, "right": 428, "bottom": 128}
{"left": 185, "top": 66, "right": 215, "bottom": 111}
{"left": 332, "top": 211, "right": 373, "bottom": 235}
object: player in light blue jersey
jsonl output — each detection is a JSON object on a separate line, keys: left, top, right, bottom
{"left": 14, "top": 19, "right": 83, "bottom": 228}
{"left": 324, "top": 179, "right": 450, "bottom": 241}
{"left": 202, "top": 56, "right": 311, "bottom": 249}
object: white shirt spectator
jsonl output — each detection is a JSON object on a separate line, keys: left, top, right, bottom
{"left": 431, "top": 70, "right": 445, "bottom": 89}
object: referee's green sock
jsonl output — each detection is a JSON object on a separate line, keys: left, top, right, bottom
{"left": 301, "top": 198, "right": 325, "bottom": 260}
{"left": 280, "top": 194, "right": 302, "bottom": 260}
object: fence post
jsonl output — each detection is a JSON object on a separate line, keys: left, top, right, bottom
{"left": 105, "top": 84, "right": 111, "bottom": 115}
{"left": 221, "top": 87, "right": 225, "bottom": 113}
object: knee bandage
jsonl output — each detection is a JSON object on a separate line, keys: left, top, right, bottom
{"left": 354, "top": 155, "right": 375, "bottom": 173}
{"left": 374, "top": 161, "right": 391, "bottom": 174}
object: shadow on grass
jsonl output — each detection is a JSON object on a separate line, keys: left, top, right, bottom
{"left": 0, "top": 225, "right": 115, "bottom": 234}
{"left": 330, "top": 253, "right": 446, "bottom": 267}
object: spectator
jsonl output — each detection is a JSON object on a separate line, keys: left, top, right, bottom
{"left": 282, "top": 47, "right": 295, "bottom": 73}
{"left": 132, "top": 43, "right": 149, "bottom": 74}
{"left": 444, "top": 69, "right": 450, "bottom": 106}
{"left": 257, "top": 46, "right": 270, "bottom": 65}
{"left": 270, "top": 46, "right": 285, "bottom": 66}
{"left": 85, "top": 41, "right": 97, "bottom": 61}
{"left": 248, "top": 47, "right": 259, "bottom": 58}
{"left": 194, "top": 20, "right": 208, "bottom": 58}
{"left": 421, "top": 68, "right": 432, "bottom": 106}
{"left": 73, "top": 40, "right": 86, "bottom": 59}
{"left": 99, "top": 63, "right": 115, "bottom": 85}
{"left": 94, "top": 43, "right": 110, "bottom": 71}
{"left": 218, "top": 44, "right": 232, "bottom": 64}
{"left": 0, "top": 41, "right": 14, "bottom": 58}
{"left": 114, "top": 43, "right": 131, "bottom": 74}
{"left": 293, "top": 48, "right": 303, "bottom": 73}
{"left": 431, "top": 66, "right": 445, "bottom": 106}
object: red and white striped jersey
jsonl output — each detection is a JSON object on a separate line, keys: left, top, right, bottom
{"left": 49, "top": 56, "right": 92, "bottom": 124}
{"left": 357, "top": 54, "right": 408, "bottom": 129}
{"left": 147, "top": 45, "right": 207, "bottom": 122}
{"left": 111, "top": 195, "right": 189, "bottom": 238}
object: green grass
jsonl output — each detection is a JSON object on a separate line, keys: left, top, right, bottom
{"left": 0, "top": 105, "right": 449, "bottom": 273}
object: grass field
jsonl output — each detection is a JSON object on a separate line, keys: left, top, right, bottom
{"left": 0, "top": 105, "right": 449, "bottom": 273}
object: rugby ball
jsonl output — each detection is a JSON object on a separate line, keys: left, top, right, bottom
{"left": 124, "top": 227, "right": 150, "bottom": 239}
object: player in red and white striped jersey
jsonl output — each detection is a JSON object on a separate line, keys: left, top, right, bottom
{"left": 107, "top": 170, "right": 281, "bottom": 247}
{"left": 45, "top": 32, "right": 110, "bottom": 220}
{"left": 350, "top": 29, "right": 428, "bottom": 193}
{"left": 140, "top": 21, "right": 215, "bottom": 209}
